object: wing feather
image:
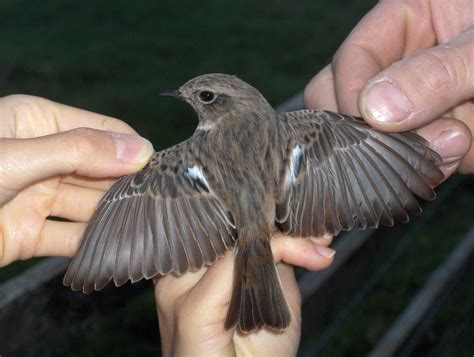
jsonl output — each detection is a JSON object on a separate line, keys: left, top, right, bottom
{"left": 181, "top": 197, "right": 218, "bottom": 265}
{"left": 64, "top": 141, "right": 236, "bottom": 292}
{"left": 277, "top": 110, "right": 443, "bottom": 237}
{"left": 153, "top": 198, "right": 172, "bottom": 275}
{"left": 143, "top": 196, "right": 156, "bottom": 279}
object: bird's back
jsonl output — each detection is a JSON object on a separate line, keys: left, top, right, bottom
{"left": 192, "top": 111, "right": 282, "bottom": 228}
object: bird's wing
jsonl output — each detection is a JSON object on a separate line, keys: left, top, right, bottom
{"left": 276, "top": 110, "right": 444, "bottom": 237}
{"left": 64, "top": 142, "right": 236, "bottom": 293}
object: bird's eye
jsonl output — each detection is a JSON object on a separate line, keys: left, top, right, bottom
{"left": 198, "top": 91, "right": 215, "bottom": 103}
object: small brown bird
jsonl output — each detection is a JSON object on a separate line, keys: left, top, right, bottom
{"left": 63, "top": 73, "right": 443, "bottom": 332}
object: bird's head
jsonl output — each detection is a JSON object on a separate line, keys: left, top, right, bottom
{"left": 161, "top": 73, "right": 272, "bottom": 130}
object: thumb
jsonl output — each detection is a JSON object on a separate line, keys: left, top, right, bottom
{"left": 359, "top": 26, "right": 474, "bottom": 131}
{"left": 0, "top": 127, "right": 153, "bottom": 204}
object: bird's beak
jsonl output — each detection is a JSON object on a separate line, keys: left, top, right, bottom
{"left": 160, "top": 89, "right": 183, "bottom": 99}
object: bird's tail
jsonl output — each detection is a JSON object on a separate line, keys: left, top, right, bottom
{"left": 224, "top": 231, "right": 290, "bottom": 332}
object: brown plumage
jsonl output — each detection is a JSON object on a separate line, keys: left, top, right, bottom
{"left": 63, "top": 73, "right": 444, "bottom": 332}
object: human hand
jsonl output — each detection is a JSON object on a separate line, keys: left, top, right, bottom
{"left": 305, "top": 0, "right": 474, "bottom": 175}
{"left": 155, "top": 233, "right": 335, "bottom": 357}
{"left": 0, "top": 95, "right": 153, "bottom": 267}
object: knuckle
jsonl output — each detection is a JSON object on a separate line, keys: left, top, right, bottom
{"left": 99, "top": 117, "right": 116, "bottom": 131}
{"left": 303, "top": 81, "right": 318, "bottom": 107}
{"left": 173, "top": 295, "right": 197, "bottom": 327}
{"left": 154, "top": 284, "right": 169, "bottom": 310}
{"left": 304, "top": 67, "right": 333, "bottom": 103}
{"left": 1, "top": 94, "right": 39, "bottom": 105}
{"left": 7, "top": 95, "right": 43, "bottom": 119}
{"left": 99, "top": 116, "right": 135, "bottom": 134}
{"left": 0, "top": 138, "right": 16, "bottom": 178}
{"left": 0, "top": 95, "right": 56, "bottom": 137}
{"left": 174, "top": 296, "right": 188, "bottom": 318}
{"left": 174, "top": 307, "right": 186, "bottom": 324}
{"left": 67, "top": 127, "right": 101, "bottom": 158}
{"left": 332, "top": 46, "right": 346, "bottom": 69}
{"left": 416, "top": 47, "right": 468, "bottom": 97}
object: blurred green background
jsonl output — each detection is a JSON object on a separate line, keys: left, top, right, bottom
{"left": 2, "top": 0, "right": 472, "bottom": 356}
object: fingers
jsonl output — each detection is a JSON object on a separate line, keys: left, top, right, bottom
{"left": 308, "top": 234, "right": 333, "bottom": 246}
{"left": 0, "top": 94, "right": 138, "bottom": 137}
{"left": 233, "top": 265, "right": 302, "bottom": 357}
{"left": 304, "top": 65, "right": 338, "bottom": 111}
{"left": 304, "top": 1, "right": 437, "bottom": 115}
{"left": 154, "top": 235, "right": 335, "bottom": 354}
{"left": 329, "top": 0, "right": 436, "bottom": 115}
{"left": 50, "top": 182, "right": 105, "bottom": 222}
{"left": 60, "top": 174, "right": 116, "bottom": 191}
{"left": 0, "top": 128, "right": 153, "bottom": 206}
{"left": 36, "top": 220, "right": 86, "bottom": 257}
{"left": 155, "top": 251, "right": 235, "bottom": 356}
{"left": 415, "top": 117, "right": 472, "bottom": 177}
{"left": 359, "top": 27, "right": 474, "bottom": 131}
{"left": 271, "top": 234, "right": 335, "bottom": 271}
{"left": 156, "top": 235, "right": 336, "bottom": 305}
{"left": 155, "top": 251, "right": 233, "bottom": 316}
{"left": 304, "top": 2, "right": 474, "bottom": 174}
{"left": 452, "top": 101, "right": 474, "bottom": 173}
{"left": 178, "top": 233, "right": 334, "bottom": 310}
{"left": 53, "top": 99, "right": 138, "bottom": 134}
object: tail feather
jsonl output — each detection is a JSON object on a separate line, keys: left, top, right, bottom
{"left": 224, "top": 236, "right": 290, "bottom": 332}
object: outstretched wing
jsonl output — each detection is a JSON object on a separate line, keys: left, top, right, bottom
{"left": 64, "top": 142, "right": 236, "bottom": 293}
{"left": 276, "top": 110, "right": 444, "bottom": 237}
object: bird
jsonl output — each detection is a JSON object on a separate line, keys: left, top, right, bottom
{"left": 63, "top": 73, "right": 444, "bottom": 333}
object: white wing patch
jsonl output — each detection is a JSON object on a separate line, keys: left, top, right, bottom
{"left": 285, "top": 145, "right": 304, "bottom": 186}
{"left": 186, "top": 165, "right": 210, "bottom": 190}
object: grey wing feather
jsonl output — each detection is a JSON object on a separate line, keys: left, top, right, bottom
{"left": 277, "top": 110, "right": 444, "bottom": 237}
{"left": 64, "top": 143, "right": 236, "bottom": 293}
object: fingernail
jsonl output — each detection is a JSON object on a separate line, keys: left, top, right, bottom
{"left": 362, "top": 81, "right": 412, "bottom": 123}
{"left": 109, "top": 132, "right": 154, "bottom": 164}
{"left": 314, "top": 244, "right": 336, "bottom": 258}
{"left": 432, "top": 129, "right": 470, "bottom": 164}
